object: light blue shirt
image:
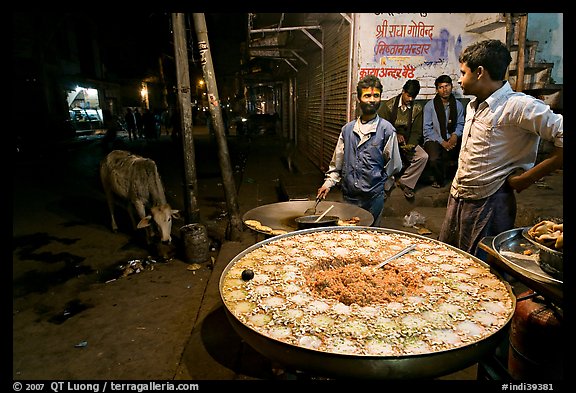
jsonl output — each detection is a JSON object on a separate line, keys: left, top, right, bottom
{"left": 423, "top": 95, "right": 465, "bottom": 144}
{"left": 450, "top": 82, "right": 563, "bottom": 200}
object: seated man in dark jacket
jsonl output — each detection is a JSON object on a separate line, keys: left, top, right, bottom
{"left": 378, "top": 79, "right": 429, "bottom": 199}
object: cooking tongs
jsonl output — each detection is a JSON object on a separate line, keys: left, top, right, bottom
{"left": 304, "top": 196, "right": 322, "bottom": 215}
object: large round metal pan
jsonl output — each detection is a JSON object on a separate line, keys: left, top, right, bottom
{"left": 242, "top": 201, "right": 373, "bottom": 234}
{"left": 492, "top": 227, "right": 563, "bottom": 286}
{"left": 219, "top": 226, "right": 515, "bottom": 379}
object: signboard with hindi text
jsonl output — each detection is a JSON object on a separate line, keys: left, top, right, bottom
{"left": 354, "top": 13, "right": 506, "bottom": 101}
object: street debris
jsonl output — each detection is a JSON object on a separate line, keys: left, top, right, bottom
{"left": 74, "top": 340, "right": 88, "bottom": 348}
{"left": 403, "top": 210, "right": 426, "bottom": 228}
{"left": 116, "top": 257, "right": 160, "bottom": 279}
{"left": 403, "top": 210, "right": 433, "bottom": 235}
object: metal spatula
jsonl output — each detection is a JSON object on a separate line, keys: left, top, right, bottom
{"left": 373, "top": 244, "right": 416, "bottom": 269}
{"left": 304, "top": 196, "right": 322, "bottom": 215}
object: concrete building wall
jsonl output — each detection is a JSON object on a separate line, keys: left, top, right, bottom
{"left": 527, "top": 13, "right": 563, "bottom": 84}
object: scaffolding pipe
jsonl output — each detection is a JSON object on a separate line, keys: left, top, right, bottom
{"left": 172, "top": 13, "right": 201, "bottom": 224}
{"left": 515, "top": 14, "right": 528, "bottom": 92}
{"left": 192, "top": 13, "right": 243, "bottom": 241}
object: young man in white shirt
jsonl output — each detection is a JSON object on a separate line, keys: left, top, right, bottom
{"left": 439, "top": 39, "right": 563, "bottom": 254}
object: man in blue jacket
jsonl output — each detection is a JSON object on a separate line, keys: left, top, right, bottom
{"left": 316, "top": 75, "right": 402, "bottom": 226}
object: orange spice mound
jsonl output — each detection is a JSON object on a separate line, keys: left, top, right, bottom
{"left": 305, "top": 263, "right": 431, "bottom": 306}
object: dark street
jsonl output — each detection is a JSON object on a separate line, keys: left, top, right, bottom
{"left": 12, "top": 127, "right": 252, "bottom": 379}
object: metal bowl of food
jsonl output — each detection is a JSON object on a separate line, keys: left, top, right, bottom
{"left": 242, "top": 201, "right": 373, "bottom": 235}
{"left": 294, "top": 215, "right": 340, "bottom": 229}
{"left": 522, "top": 227, "right": 563, "bottom": 280}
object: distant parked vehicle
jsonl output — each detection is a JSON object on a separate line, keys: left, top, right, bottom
{"left": 70, "top": 108, "right": 103, "bottom": 130}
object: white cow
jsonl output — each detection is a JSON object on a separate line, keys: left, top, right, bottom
{"left": 100, "top": 150, "right": 180, "bottom": 247}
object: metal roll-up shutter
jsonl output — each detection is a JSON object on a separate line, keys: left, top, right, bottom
{"left": 296, "top": 60, "right": 321, "bottom": 168}
{"left": 296, "top": 15, "right": 351, "bottom": 172}
{"left": 320, "top": 17, "right": 351, "bottom": 171}
{"left": 296, "top": 69, "right": 310, "bottom": 157}
{"left": 306, "top": 63, "right": 324, "bottom": 168}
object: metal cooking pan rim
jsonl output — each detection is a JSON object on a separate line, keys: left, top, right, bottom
{"left": 219, "top": 226, "right": 516, "bottom": 371}
{"left": 223, "top": 310, "right": 508, "bottom": 379}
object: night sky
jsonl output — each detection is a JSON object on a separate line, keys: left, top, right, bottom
{"left": 95, "top": 12, "right": 248, "bottom": 81}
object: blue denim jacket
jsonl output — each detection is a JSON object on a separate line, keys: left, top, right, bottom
{"left": 340, "top": 117, "right": 397, "bottom": 199}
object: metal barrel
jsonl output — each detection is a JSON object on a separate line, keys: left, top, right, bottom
{"left": 180, "top": 223, "right": 209, "bottom": 263}
{"left": 507, "top": 290, "right": 563, "bottom": 380}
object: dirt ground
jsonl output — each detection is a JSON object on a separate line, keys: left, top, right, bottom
{"left": 12, "top": 132, "right": 235, "bottom": 380}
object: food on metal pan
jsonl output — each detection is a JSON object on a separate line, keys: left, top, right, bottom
{"left": 528, "top": 220, "right": 555, "bottom": 238}
{"left": 255, "top": 224, "right": 273, "bottom": 233}
{"left": 244, "top": 219, "right": 286, "bottom": 235}
{"left": 527, "top": 220, "right": 563, "bottom": 250}
{"left": 221, "top": 229, "right": 514, "bottom": 357}
{"left": 338, "top": 216, "right": 361, "bottom": 226}
{"left": 241, "top": 269, "right": 255, "bottom": 281}
{"left": 244, "top": 219, "right": 261, "bottom": 229}
{"left": 555, "top": 233, "right": 563, "bottom": 249}
{"left": 499, "top": 250, "right": 538, "bottom": 262}
{"left": 537, "top": 232, "right": 561, "bottom": 246}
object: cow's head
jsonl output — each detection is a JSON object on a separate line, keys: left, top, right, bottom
{"left": 137, "top": 204, "right": 180, "bottom": 244}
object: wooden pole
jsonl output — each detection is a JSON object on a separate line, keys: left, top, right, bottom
{"left": 515, "top": 14, "right": 527, "bottom": 92}
{"left": 192, "top": 13, "right": 243, "bottom": 241}
{"left": 158, "top": 55, "right": 169, "bottom": 110}
{"left": 172, "top": 13, "right": 201, "bottom": 223}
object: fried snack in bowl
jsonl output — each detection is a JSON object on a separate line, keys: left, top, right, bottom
{"left": 554, "top": 232, "right": 563, "bottom": 250}
{"left": 527, "top": 220, "right": 563, "bottom": 251}
{"left": 528, "top": 220, "right": 555, "bottom": 238}
{"left": 525, "top": 220, "right": 563, "bottom": 280}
